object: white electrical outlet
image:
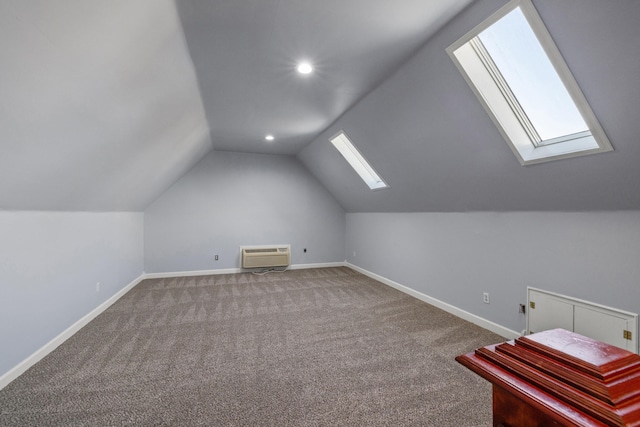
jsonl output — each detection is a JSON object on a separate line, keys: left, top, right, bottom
{"left": 96, "top": 282, "right": 100, "bottom": 292}
{"left": 483, "top": 292, "right": 490, "bottom": 304}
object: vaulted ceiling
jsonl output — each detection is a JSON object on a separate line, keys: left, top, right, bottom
{"left": 0, "top": 0, "right": 470, "bottom": 211}
{"left": 176, "top": 0, "right": 471, "bottom": 155}
{"left": 1, "top": 0, "right": 639, "bottom": 212}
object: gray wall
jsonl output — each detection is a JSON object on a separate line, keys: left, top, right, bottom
{"left": 346, "top": 212, "right": 640, "bottom": 334}
{"left": 144, "top": 151, "right": 346, "bottom": 273}
{"left": 0, "top": 211, "right": 143, "bottom": 376}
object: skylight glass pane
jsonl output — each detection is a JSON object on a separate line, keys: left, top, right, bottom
{"left": 478, "top": 7, "right": 589, "bottom": 142}
{"left": 446, "top": 0, "right": 612, "bottom": 165}
{"left": 330, "top": 132, "right": 388, "bottom": 190}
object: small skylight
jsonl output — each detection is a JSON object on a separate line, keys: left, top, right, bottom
{"left": 330, "top": 131, "right": 389, "bottom": 190}
{"left": 265, "top": 134, "right": 275, "bottom": 141}
{"left": 447, "top": 0, "right": 612, "bottom": 165}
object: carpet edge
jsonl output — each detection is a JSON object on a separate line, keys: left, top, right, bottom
{"left": 346, "top": 262, "right": 520, "bottom": 340}
{"left": 0, "top": 273, "right": 145, "bottom": 391}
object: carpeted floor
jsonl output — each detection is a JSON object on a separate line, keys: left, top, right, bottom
{"left": 0, "top": 267, "right": 505, "bottom": 426}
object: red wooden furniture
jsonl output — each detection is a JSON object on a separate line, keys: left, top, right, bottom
{"left": 456, "top": 328, "right": 640, "bottom": 426}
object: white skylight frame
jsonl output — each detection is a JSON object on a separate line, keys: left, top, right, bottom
{"left": 329, "top": 131, "right": 389, "bottom": 190}
{"left": 446, "top": 0, "right": 612, "bottom": 165}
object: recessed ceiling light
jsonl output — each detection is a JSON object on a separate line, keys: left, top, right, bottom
{"left": 265, "top": 135, "right": 275, "bottom": 141}
{"left": 296, "top": 62, "right": 313, "bottom": 74}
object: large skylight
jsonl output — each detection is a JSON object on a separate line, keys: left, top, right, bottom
{"left": 330, "top": 131, "right": 389, "bottom": 190}
{"left": 447, "top": 0, "right": 612, "bottom": 165}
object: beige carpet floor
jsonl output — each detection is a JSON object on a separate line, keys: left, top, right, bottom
{"left": 0, "top": 267, "right": 504, "bottom": 426}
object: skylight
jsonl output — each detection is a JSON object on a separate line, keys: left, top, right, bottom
{"left": 447, "top": 0, "right": 612, "bottom": 165}
{"left": 330, "top": 131, "right": 389, "bottom": 190}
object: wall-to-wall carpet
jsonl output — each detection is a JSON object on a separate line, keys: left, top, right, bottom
{"left": 0, "top": 267, "right": 503, "bottom": 426}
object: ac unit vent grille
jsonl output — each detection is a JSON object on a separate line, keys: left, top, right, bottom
{"left": 245, "top": 248, "right": 279, "bottom": 254}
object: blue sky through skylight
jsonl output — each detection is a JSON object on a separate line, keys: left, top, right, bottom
{"left": 478, "top": 7, "right": 589, "bottom": 142}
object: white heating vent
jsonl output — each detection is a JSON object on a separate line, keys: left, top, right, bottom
{"left": 241, "top": 246, "right": 290, "bottom": 269}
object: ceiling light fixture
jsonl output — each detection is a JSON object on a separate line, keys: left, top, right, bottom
{"left": 265, "top": 135, "right": 275, "bottom": 141}
{"left": 296, "top": 62, "right": 313, "bottom": 74}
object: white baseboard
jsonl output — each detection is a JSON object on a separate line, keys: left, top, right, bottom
{"left": 143, "top": 267, "right": 242, "bottom": 279}
{"left": 142, "top": 262, "right": 347, "bottom": 279}
{"left": 0, "top": 274, "right": 145, "bottom": 391}
{"left": 289, "top": 262, "right": 346, "bottom": 270}
{"left": 346, "top": 262, "right": 520, "bottom": 340}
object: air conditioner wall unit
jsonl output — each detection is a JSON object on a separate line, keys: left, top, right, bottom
{"left": 241, "top": 245, "right": 290, "bottom": 269}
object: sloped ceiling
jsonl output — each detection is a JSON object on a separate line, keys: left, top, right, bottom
{"left": 0, "top": 0, "right": 210, "bottom": 211}
{"left": 3, "top": 0, "right": 638, "bottom": 213}
{"left": 299, "top": 0, "right": 640, "bottom": 211}
{"left": 0, "top": 0, "right": 475, "bottom": 211}
{"left": 176, "top": 0, "right": 473, "bottom": 155}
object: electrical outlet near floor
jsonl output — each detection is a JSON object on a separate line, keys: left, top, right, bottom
{"left": 96, "top": 282, "right": 100, "bottom": 292}
{"left": 214, "top": 254, "right": 219, "bottom": 261}
{"left": 483, "top": 292, "right": 490, "bottom": 304}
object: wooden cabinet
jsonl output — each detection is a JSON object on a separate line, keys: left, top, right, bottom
{"left": 456, "top": 329, "right": 640, "bottom": 426}
{"left": 527, "top": 288, "right": 638, "bottom": 353}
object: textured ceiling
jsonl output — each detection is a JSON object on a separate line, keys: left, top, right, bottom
{"left": 177, "top": 0, "right": 473, "bottom": 155}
